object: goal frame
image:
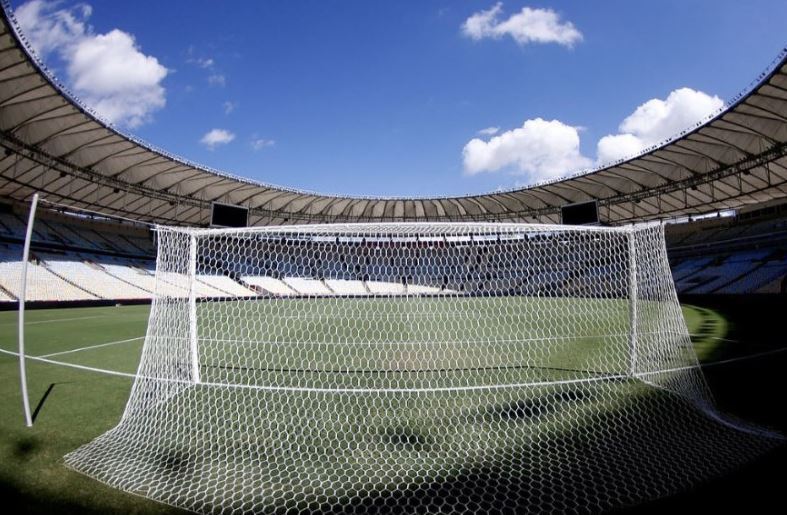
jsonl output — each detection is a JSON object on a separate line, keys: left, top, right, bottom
{"left": 173, "top": 221, "right": 659, "bottom": 389}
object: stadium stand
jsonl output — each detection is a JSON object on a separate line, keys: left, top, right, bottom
{"left": 0, "top": 206, "right": 154, "bottom": 257}
{"left": 282, "top": 277, "right": 333, "bottom": 296}
{"left": 197, "top": 275, "right": 257, "bottom": 297}
{"left": 241, "top": 276, "right": 296, "bottom": 296}
{"left": 324, "top": 279, "right": 369, "bottom": 296}
{"left": 366, "top": 280, "right": 406, "bottom": 295}
{"left": 191, "top": 277, "right": 239, "bottom": 298}
{"left": 41, "top": 255, "right": 152, "bottom": 300}
{"left": 98, "top": 261, "right": 156, "bottom": 294}
{"left": 0, "top": 247, "right": 97, "bottom": 301}
{"left": 670, "top": 256, "right": 715, "bottom": 283}
{"left": 1, "top": 197, "right": 786, "bottom": 303}
{"left": 667, "top": 202, "right": 787, "bottom": 294}
{"left": 403, "top": 283, "right": 447, "bottom": 295}
{"left": 676, "top": 251, "right": 768, "bottom": 294}
{"left": 721, "top": 257, "right": 787, "bottom": 294}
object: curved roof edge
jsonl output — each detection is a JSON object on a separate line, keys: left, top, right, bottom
{"left": 0, "top": 2, "right": 786, "bottom": 225}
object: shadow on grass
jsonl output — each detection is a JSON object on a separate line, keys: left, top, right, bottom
{"left": 72, "top": 381, "right": 780, "bottom": 514}
{"left": 684, "top": 295, "right": 787, "bottom": 363}
{"left": 626, "top": 342, "right": 787, "bottom": 513}
{"left": 12, "top": 435, "right": 39, "bottom": 461}
{"left": 7, "top": 379, "right": 785, "bottom": 514}
{"left": 0, "top": 481, "right": 108, "bottom": 515}
{"left": 0, "top": 477, "right": 186, "bottom": 515}
{"left": 309, "top": 393, "right": 780, "bottom": 514}
{"left": 155, "top": 448, "right": 197, "bottom": 476}
{"left": 32, "top": 383, "right": 57, "bottom": 424}
{"left": 382, "top": 426, "right": 432, "bottom": 452}
{"left": 491, "top": 387, "right": 589, "bottom": 422}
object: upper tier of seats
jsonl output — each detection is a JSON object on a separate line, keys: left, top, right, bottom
{"left": 0, "top": 207, "right": 153, "bottom": 257}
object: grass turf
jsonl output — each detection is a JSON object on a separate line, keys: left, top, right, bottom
{"left": 0, "top": 302, "right": 740, "bottom": 513}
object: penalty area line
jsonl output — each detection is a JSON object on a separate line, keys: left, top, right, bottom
{"left": 38, "top": 336, "right": 145, "bottom": 358}
{"left": 0, "top": 347, "right": 137, "bottom": 379}
{"left": 0, "top": 314, "right": 111, "bottom": 326}
{"left": 1, "top": 342, "right": 786, "bottom": 393}
{"left": 637, "top": 346, "right": 787, "bottom": 376}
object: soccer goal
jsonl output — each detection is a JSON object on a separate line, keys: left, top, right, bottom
{"left": 65, "top": 222, "right": 777, "bottom": 513}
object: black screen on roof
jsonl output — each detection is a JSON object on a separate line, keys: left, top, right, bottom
{"left": 211, "top": 203, "right": 248, "bottom": 228}
{"left": 561, "top": 201, "right": 599, "bottom": 225}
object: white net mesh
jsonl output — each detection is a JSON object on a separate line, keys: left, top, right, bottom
{"left": 65, "top": 222, "right": 779, "bottom": 513}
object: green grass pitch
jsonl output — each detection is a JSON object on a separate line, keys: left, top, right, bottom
{"left": 0, "top": 302, "right": 727, "bottom": 513}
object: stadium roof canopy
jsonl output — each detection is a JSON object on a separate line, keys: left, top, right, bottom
{"left": 0, "top": 7, "right": 786, "bottom": 226}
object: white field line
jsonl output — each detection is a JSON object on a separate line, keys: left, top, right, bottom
{"left": 688, "top": 334, "right": 738, "bottom": 343}
{"left": 0, "top": 347, "right": 137, "bottom": 379}
{"left": 0, "top": 315, "right": 110, "bottom": 326}
{"left": 703, "top": 346, "right": 787, "bottom": 367}
{"left": 162, "top": 330, "right": 681, "bottom": 346}
{"left": 38, "top": 336, "right": 145, "bottom": 358}
{"left": 1, "top": 342, "right": 786, "bottom": 394}
{"left": 639, "top": 346, "right": 787, "bottom": 376}
{"left": 0, "top": 345, "right": 625, "bottom": 392}
{"left": 0, "top": 346, "right": 623, "bottom": 390}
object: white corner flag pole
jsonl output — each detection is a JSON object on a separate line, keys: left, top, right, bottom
{"left": 18, "top": 192, "right": 39, "bottom": 427}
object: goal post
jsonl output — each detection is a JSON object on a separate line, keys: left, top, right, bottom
{"left": 17, "top": 192, "right": 39, "bottom": 428}
{"left": 188, "top": 233, "right": 200, "bottom": 384}
{"left": 65, "top": 221, "right": 778, "bottom": 514}
{"left": 628, "top": 229, "right": 638, "bottom": 376}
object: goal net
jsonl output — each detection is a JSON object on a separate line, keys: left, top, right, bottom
{"left": 65, "top": 222, "right": 778, "bottom": 513}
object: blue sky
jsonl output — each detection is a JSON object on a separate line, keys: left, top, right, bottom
{"left": 10, "top": 0, "right": 787, "bottom": 197}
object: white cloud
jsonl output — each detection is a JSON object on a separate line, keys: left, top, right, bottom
{"left": 462, "top": 88, "right": 723, "bottom": 184}
{"left": 189, "top": 57, "right": 214, "bottom": 69}
{"left": 477, "top": 126, "right": 500, "bottom": 136}
{"left": 596, "top": 133, "right": 642, "bottom": 164}
{"left": 596, "top": 87, "right": 724, "bottom": 163}
{"left": 200, "top": 128, "right": 235, "bottom": 149}
{"left": 463, "top": 118, "right": 592, "bottom": 181}
{"left": 463, "top": 3, "right": 503, "bottom": 40}
{"left": 208, "top": 74, "right": 226, "bottom": 87}
{"left": 462, "top": 3, "right": 582, "bottom": 48}
{"left": 251, "top": 138, "right": 275, "bottom": 151}
{"left": 223, "top": 100, "right": 237, "bottom": 114}
{"left": 68, "top": 30, "right": 168, "bottom": 128}
{"left": 15, "top": 0, "right": 168, "bottom": 128}
{"left": 186, "top": 50, "right": 228, "bottom": 88}
{"left": 14, "top": 0, "right": 90, "bottom": 58}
